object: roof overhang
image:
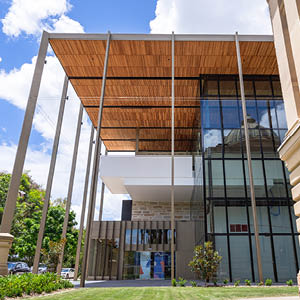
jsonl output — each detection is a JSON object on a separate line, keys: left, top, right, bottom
{"left": 49, "top": 33, "right": 278, "bottom": 152}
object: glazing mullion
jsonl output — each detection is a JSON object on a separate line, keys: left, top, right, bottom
{"left": 200, "top": 75, "right": 208, "bottom": 242}
{"left": 218, "top": 76, "right": 232, "bottom": 282}
{"left": 253, "top": 81, "right": 278, "bottom": 282}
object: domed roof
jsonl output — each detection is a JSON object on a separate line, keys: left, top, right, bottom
{"left": 224, "top": 115, "right": 277, "bottom": 146}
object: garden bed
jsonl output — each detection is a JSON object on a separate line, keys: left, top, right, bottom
{"left": 0, "top": 273, "right": 73, "bottom": 299}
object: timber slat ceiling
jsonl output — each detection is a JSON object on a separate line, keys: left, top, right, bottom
{"left": 49, "top": 37, "right": 278, "bottom": 152}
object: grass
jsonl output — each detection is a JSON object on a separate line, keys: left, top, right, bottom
{"left": 27, "top": 286, "right": 298, "bottom": 300}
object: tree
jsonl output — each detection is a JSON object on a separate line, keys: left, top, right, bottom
{"left": 188, "top": 241, "right": 222, "bottom": 283}
{"left": 41, "top": 239, "right": 66, "bottom": 272}
{"left": 42, "top": 204, "right": 78, "bottom": 267}
{"left": 0, "top": 172, "right": 79, "bottom": 267}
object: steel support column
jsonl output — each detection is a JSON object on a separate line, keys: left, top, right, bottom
{"left": 98, "top": 150, "right": 107, "bottom": 221}
{"left": 235, "top": 32, "right": 263, "bottom": 283}
{"left": 80, "top": 32, "right": 111, "bottom": 287}
{"left": 1, "top": 31, "right": 49, "bottom": 234}
{"left": 135, "top": 128, "right": 139, "bottom": 155}
{"left": 32, "top": 75, "right": 69, "bottom": 274}
{"left": 73, "top": 125, "right": 94, "bottom": 281}
{"left": 171, "top": 31, "right": 175, "bottom": 281}
{"left": 57, "top": 104, "right": 83, "bottom": 274}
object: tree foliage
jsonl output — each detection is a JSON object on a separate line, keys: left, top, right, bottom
{"left": 188, "top": 241, "right": 222, "bottom": 283}
{"left": 41, "top": 239, "right": 66, "bottom": 272}
{"left": 0, "top": 172, "right": 79, "bottom": 267}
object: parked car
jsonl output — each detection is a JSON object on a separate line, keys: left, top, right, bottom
{"left": 37, "top": 263, "right": 47, "bottom": 274}
{"left": 60, "top": 268, "right": 75, "bottom": 279}
{"left": 8, "top": 262, "right": 31, "bottom": 275}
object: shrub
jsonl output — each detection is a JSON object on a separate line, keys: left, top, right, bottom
{"left": 190, "top": 280, "right": 197, "bottom": 287}
{"left": 245, "top": 279, "right": 251, "bottom": 286}
{"left": 171, "top": 278, "right": 177, "bottom": 287}
{"left": 265, "top": 278, "right": 273, "bottom": 286}
{"left": 0, "top": 273, "right": 73, "bottom": 298}
{"left": 258, "top": 281, "right": 264, "bottom": 286}
{"left": 188, "top": 241, "right": 222, "bottom": 283}
{"left": 286, "top": 280, "right": 293, "bottom": 286}
{"left": 223, "top": 279, "right": 228, "bottom": 285}
{"left": 178, "top": 277, "right": 187, "bottom": 287}
{"left": 234, "top": 280, "right": 240, "bottom": 287}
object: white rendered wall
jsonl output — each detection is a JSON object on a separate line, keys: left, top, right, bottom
{"left": 100, "top": 155, "right": 194, "bottom": 202}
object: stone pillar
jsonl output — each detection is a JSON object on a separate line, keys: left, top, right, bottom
{"left": 267, "top": 0, "right": 300, "bottom": 292}
{"left": 0, "top": 233, "right": 14, "bottom": 275}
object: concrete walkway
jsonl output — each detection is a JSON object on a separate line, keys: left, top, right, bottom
{"left": 72, "top": 280, "right": 172, "bottom": 288}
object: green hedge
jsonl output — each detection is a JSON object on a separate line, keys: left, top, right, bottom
{"left": 0, "top": 273, "right": 73, "bottom": 299}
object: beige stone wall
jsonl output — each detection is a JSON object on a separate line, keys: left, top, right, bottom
{"left": 267, "top": 0, "right": 300, "bottom": 249}
{"left": 131, "top": 201, "right": 191, "bottom": 221}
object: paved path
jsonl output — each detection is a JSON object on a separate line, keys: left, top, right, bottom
{"left": 72, "top": 280, "right": 172, "bottom": 288}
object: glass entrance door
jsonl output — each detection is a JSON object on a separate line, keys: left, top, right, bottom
{"left": 153, "top": 252, "right": 165, "bottom": 279}
{"left": 139, "top": 251, "right": 151, "bottom": 279}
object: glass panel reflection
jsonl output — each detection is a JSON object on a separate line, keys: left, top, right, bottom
{"left": 252, "top": 236, "right": 274, "bottom": 280}
{"left": 201, "top": 100, "right": 221, "bottom": 129}
{"left": 265, "top": 160, "right": 286, "bottom": 198}
{"left": 224, "top": 129, "right": 242, "bottom": 158}
{"left": 222, "top": 100, "right": 241, "bottom": 129}
{"left": 215, "top": 236, "right": 229, "bottom": 280}
{"left": 219, "top": 79, "right": 236, "bottom": 96}
{"left": 255, "top": 80, "right": 272, "bottom": 96}
{"left": 203, "top": 129, "right": 222, "bottom": 158}
{"left": 274, "top": 101, "right": 287, "bottom": 129}
{"left": 230, "top": 236, "right": 252, "bottom": 281}
{"left": 274, "top": 236, "right": 297, "bottom": 281}
{"left": 225, "top": 160, "right": 245, "bottom": 198}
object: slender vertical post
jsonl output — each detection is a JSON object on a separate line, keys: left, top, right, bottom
{"left": 32, "top": 75, "right": 68, "bottom": 274}
{"left": 80, "top": 31, "right": 111, "bottom": 287}
{"left": 98, "top": 150, "right": 107, "bottom": 221}
{"left": 171, "top": 31, "right": 175, "bottom": 281}
{"left": 235, "top": 32, "right": 263, "bottom": 282}
{"left": 56, "top": 104, "right": 83, "bottom": 274}
{"left": 135, "top": 128, "right": 139, "bottom": 155}
{"left": 1, "top": 31, "right": 49, "bottom": 234}
{"left": 73, "top": 125, "right": 94, "bottom": 281}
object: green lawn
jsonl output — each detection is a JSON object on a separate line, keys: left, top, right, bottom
{"left": 28, "top": 286, "right": 298, "bottom": 300}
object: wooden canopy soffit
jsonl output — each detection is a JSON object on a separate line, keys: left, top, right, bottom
{"left": 49, "top": 34, "right": 278, "bottom": 152}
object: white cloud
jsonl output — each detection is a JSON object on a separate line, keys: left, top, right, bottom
{"left": 1, "top": 0, "right": 84, "bottom": 37}
{"left": 150, "top": 0, "right": 272, "bottom": 34}
{"left": 51, "top": 15, "right": 84, "bottom": 33}
{"left": 0, "top": 57, "right": 2, "bottom": 63}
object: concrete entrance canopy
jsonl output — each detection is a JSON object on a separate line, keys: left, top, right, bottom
{"left": 48, "top": 34, "right": 278, "bottom": 153}
{"left": 100, "top": 155, "right": 193, "bottom": 202}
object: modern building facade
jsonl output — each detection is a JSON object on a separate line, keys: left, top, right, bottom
{"left": 87, "top": 74, "right": 298, "bottom": 282}
{"left": 1, "top": 32, "right": 299, "bottom": 284}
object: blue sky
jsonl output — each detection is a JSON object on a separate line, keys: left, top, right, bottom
{"left": 0, "top": 0, "right": 272, "bottom": 222}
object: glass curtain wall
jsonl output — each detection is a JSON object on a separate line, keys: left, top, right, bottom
{"left": 200, "top": 74, "right": 299, "bottom": 282}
